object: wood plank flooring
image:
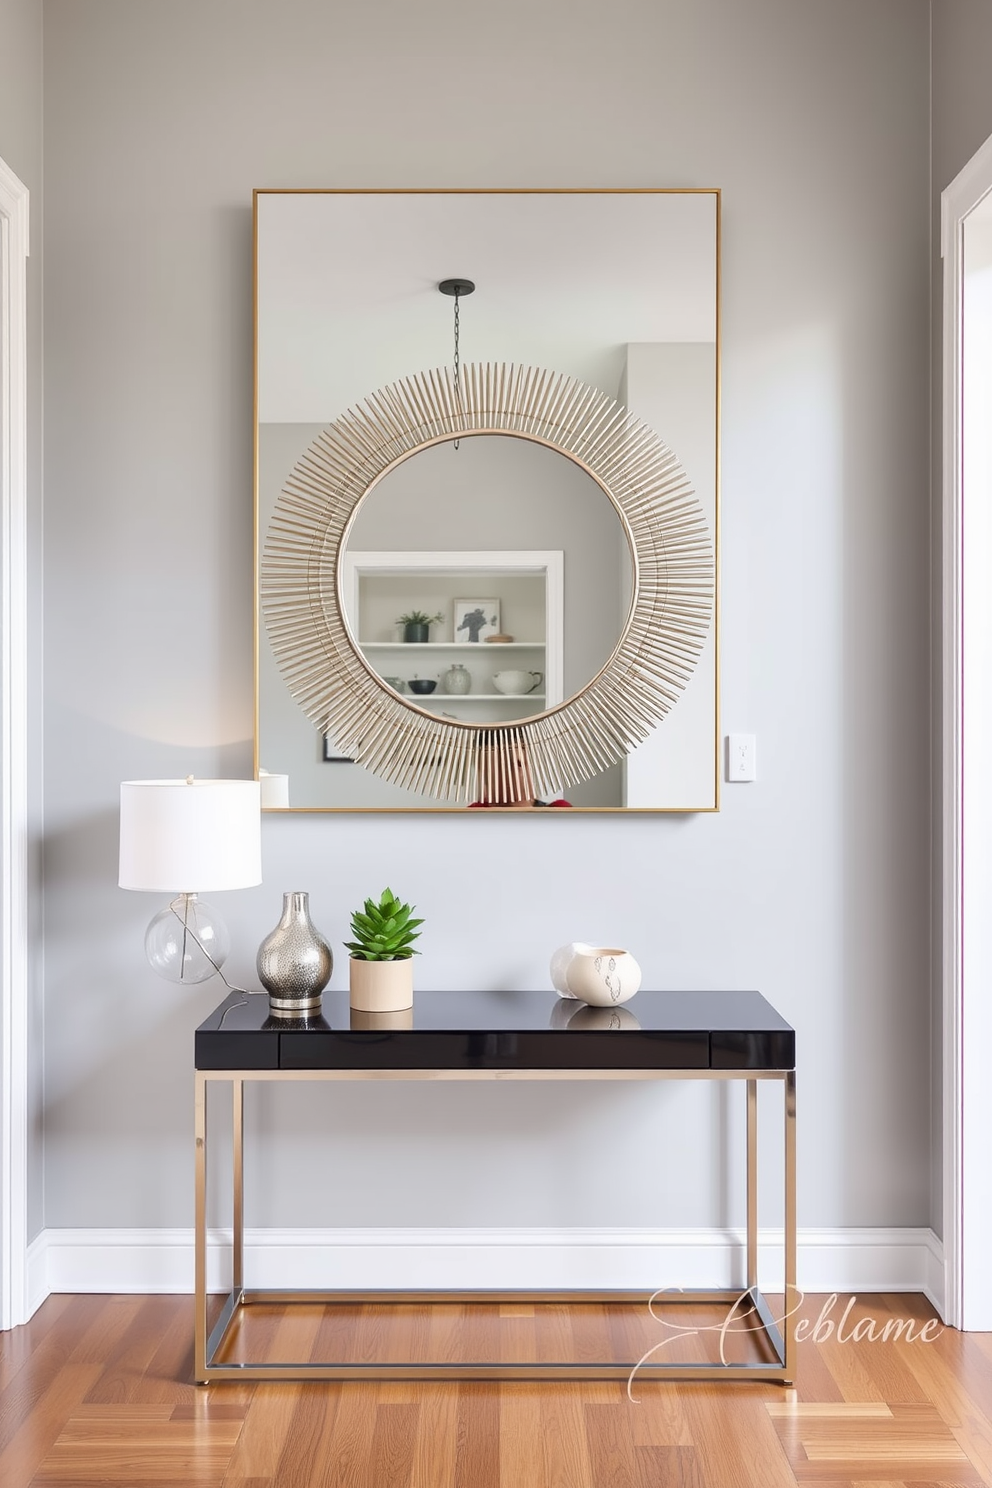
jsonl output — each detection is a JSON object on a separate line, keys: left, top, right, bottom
{"left": 0, "top": 1292, "right": 989, "bottom": 1487}
{"left": 214, "top": 1296, "right": 779, "bottom": 1368}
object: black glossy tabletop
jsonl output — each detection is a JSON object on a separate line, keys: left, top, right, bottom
{"left": 195, "top": 990, "right": 795, "bottom": 1072}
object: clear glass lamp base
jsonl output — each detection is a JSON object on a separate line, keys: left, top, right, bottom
{"left": 144, "top": 893, "right": 230, "bottom": 984}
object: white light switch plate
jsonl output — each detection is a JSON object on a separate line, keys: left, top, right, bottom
{"left": 726, "top": 733, "right": 757, "bottom": 782}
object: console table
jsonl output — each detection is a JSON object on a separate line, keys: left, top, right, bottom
{"left": 194, "top": 989, "right": 796, "bottom": 1383}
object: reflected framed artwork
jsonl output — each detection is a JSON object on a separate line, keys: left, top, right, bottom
{"left": 454, "top": 600, "right": 500, "bottom": 644}
{"left": 322, "top": 733, "right": 354, "bottom": 764}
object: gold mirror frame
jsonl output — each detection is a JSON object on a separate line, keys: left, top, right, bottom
{"left": 261, "top": 360, "right": 714, "bottom": 805}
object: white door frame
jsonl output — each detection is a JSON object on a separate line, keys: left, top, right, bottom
{"left": 941, "top": 130, "right": 992, "bottom": 1331}
{"left": 0, "top": 156, "right": 30, "bottom": 1331}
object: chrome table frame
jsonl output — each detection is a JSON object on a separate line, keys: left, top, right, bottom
{"left": 194, "top": 1065, "right": 797, "bottom": 1383}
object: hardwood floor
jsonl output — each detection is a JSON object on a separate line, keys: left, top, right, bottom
{"left": 1, "top": 1292, "right": 990, "bottom": 1486}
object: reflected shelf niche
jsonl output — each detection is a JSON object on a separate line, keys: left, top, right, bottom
{"left": 341, "top": 550, "right": 564, "bottom": 724}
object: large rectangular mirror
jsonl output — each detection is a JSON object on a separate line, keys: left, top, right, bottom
{"left": 255, "top": 189, "right": 719, "bottom": 811}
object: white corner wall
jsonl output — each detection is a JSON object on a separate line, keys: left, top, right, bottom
{"left": 929, "top": 0, "right": 992, "bottom": 1242}
{"left": 38, "top": 0, "right": 934, "bottom": 1291}
{"left": 0, "top": 0, "right": 45, "bottom": 1257}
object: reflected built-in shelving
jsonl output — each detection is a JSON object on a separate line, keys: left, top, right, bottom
{"left": 342, "top": 551, "right": 563, "bottom": 721}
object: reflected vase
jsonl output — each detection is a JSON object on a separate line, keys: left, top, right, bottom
{"left": 443, "top": 663, "right": 472, "bottom": 694}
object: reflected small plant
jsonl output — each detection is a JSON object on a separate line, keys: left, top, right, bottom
{"left": 396, "top": 610, "right": 444, "bottom": 627}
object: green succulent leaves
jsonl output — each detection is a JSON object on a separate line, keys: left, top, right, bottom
{"left": 345, "top": 887, "right": 423, "bottom": 961}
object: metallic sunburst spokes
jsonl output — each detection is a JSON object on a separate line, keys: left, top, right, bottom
{"left": 261, "top": 362, "right": 714, "bottom": 803}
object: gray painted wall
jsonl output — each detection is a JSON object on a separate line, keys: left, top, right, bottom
{"left": 933, "top": 0, "right": 992, "bottom": 187}
{"left": 0, "top": 0, "right": 45, "bottom": 1241}
{"left": 41, "top": 0, "right": 932, "bottom": 1234}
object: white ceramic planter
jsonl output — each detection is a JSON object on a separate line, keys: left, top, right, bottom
{"left": 564, "top": 947, "right": 641, "bottom": 1007}
{"left": 349, "top": 956, "right": 414, "bottom": 1012}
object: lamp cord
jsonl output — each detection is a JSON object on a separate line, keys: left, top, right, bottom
{"left": 170, "top": 895, "right": 249, "bottom": 1026}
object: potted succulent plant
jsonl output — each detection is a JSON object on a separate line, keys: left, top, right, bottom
{"left": 346, "top": 887, "right": 423, "bottom": 1012}
{"left": 397, "top": 609, "right": 444, "bottom": 644}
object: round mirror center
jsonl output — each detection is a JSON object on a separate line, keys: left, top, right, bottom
{"left": 339, "top": 433, "right": 634, "bottom": 727}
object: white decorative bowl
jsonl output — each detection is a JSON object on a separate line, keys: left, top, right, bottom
{"left": 492, "top": 669, "right": 541, "bottom": 695}
{"left": 564, "top": 947, "right": 641, "bottom": 1007}
{"left": 550, "top": 941, "right": 594, "bottom": 998}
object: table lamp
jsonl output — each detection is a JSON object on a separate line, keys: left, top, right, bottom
{"left": 119, "top": 777, "right": 262, "bottom": 984}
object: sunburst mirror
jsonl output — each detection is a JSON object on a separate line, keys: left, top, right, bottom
{"left": 255, "top": 190, "right": 719, "bottom": 811}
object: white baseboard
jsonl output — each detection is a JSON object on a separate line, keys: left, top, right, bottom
{"left": 26, "top": 1230, "right": 50, "bottom": 1321}
{"left": 924, "top": 1228, "right": 946, "bottom": 1317}
{"left": 24, "top": 1225, "right": 943, "bottom": 1317}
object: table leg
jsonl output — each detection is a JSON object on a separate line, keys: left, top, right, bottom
{"left": 191, "top": 1061, "right": 796, "bottom": 1383}
{"left": 194, "top": 1071, "right": 208, "bottom": 1382}
{"left": 784, "top": 1067, "right": 797, "bottom": 1383}
{"left": 746, "top": 1078, "right": 758, "bottom": 1290}
{"left": 232, "top": 1078, "right": 244, "bottom": 1297}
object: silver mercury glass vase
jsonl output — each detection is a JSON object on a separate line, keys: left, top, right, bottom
{"left": 256, "top": 891, "right": 333, "bottom": 1019}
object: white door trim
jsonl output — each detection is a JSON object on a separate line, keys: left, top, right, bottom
{"left": 941, "top": 129, "right": 992, "bottom": 1331}
{"left": 0, "top": 156, "right": 30, "bottom": 1330}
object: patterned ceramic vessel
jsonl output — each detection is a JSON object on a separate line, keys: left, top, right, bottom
{"left": 564, "top": 947, "right": 641, "bottom": 1007}
{"left": 257, "top": 891, "right": 333, "bottom": 1018}
{"left": 443, "top": 663, "right": 472, "bottom": 695}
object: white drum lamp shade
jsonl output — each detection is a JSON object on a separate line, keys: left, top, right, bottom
{"left": 119, "top": 779, "right": 262, "bottom": 986}
{"left": 119, "top": 779, "right": 262, "bottom": 892}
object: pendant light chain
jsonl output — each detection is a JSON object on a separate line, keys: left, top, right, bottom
{"left": 438, "top": 278, "right": 475, "bottom": 453}
{"left": 453, "top": 290, "right": 462, "bottom": 450}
